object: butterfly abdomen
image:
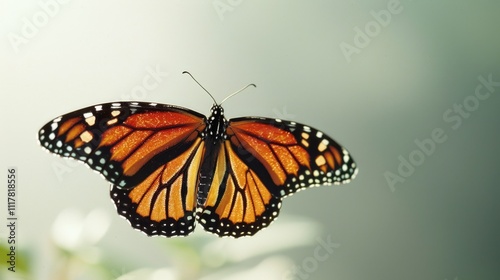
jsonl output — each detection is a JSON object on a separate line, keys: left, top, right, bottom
{"left": 197, "top": 105, "right": 229, "bottom": 207}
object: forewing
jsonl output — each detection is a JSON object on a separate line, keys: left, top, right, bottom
{"left": 38, "top": 102, "right": 206, "bottom": 189}
{"left": 227, "top": 117, "right": 358, "bottom": 197}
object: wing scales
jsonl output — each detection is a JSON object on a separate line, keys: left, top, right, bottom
{"left": 38, "top": 102, "right": 206, "bottom": 189}
{"left": 198, "top": 141, "right": 279, "bottom": 237}
{"left": 228, "top": 118, "right": 358, "bottom": 197}
{"left": 39, "top": 102, "right": 357, "bottom": 238}
{"left": 110, "top": 138, "right": 205, "bottom": 237}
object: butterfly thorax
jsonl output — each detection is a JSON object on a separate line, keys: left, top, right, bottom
{"left": 204, "top": 104, "right": 228, "bottom": 144}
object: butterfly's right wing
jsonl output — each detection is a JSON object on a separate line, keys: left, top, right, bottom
{"left": 39, "top": 102, "right": 207, "bottom": 236}
{"left": 38, "top": 102, "right": 206, "bottom": 189}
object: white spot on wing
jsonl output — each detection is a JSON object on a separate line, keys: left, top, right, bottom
{"left": 107, "top": 118, "right": 118, "bottom": 125}
{"left": 343, "top": 154, "right": 350, "bottom": 162}
{"left": 84, "top": 146, "right": 92, "bottom": 154}
{"left": 85, "top": 116, "right": 96, "bottom": 126}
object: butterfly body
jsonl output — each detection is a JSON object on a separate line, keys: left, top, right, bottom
{"left": 39, "top": 101, "right": 357, "bottom": 238}
{"left": 196, "top": 104, "right": 228, "bottom": 207}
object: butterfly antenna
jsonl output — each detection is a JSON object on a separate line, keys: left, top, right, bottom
{"left": 182, "top": 71, "right": 218, "bottom": 104}
{"left": 220, "top": 83, "right": 257, "bottom": 105}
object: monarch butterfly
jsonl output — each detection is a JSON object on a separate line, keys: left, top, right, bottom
{"left": 38, "top": 72, "right": 358, "bottom": 238}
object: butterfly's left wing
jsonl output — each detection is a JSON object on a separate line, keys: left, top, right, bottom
{"left": 197, "top": 117, "right": 357, "bottom": 237}
{"left": 197, "top": 139, "right": 282, "bottom": 237}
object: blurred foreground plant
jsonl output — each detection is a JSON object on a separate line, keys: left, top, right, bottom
{"left": 4, "top": 208, "right": 322, "bottom": 280}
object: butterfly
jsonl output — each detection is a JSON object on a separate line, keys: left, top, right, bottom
{"left": 38, "top": 72, "right": 358, "bottom": 238}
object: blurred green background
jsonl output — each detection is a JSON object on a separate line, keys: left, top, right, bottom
{"left": 1, "top": 1, "right": 499, "bottom": 279}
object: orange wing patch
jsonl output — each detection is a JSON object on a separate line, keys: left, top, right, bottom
{"left": 110, "top": 130, "right": 154, "bottom": 162}
{"left": 58, "top": 117, "right": 81, "bottom": 137}
{"left": 110, "top": 138, "right": 205, "bottom": 237}
{"left": 42, "top": 103, "right": 205, "bottom": 190}
{"left": 230, "top": 122, "right": 297, "bottom": 144}
{"left": 65, "top": 123, "right": 86, "bottom": 143}
{"left": 204, "top": 142, "right": 272, "bottom": 223}
{"left": 124, "top": 111, "right": 202, "bottom": 128}
{"left": 228, "top": 120, "right": 311, "bottom": 186}
{"left": 198, "top": 141, "right": 280, "bottom": 237}
{"left": 92, "top": 112, "right": 206, "bottom": 177}
{"left": 311, "top": 140, "right": 346, "bottom": 174}
{"left": 226, "top": 118, "right": 357, "bottom": 199}
{"left": 100, "top": 126, "right": 132, "bottom": 146}
{"left": 127, "top": 138, "right": 203, "bottom": 221}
